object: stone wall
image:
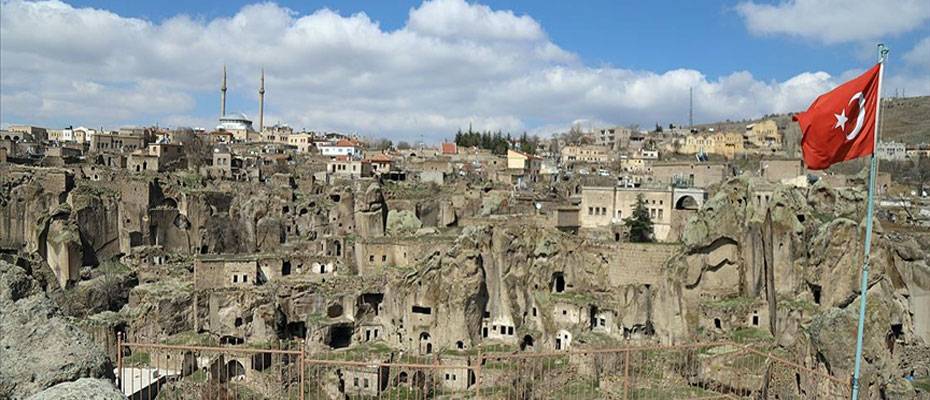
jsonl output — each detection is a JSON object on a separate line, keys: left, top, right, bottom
{"left": 194, "top": 258, "right": 260, "bottom": 290}
{"left": 606, "top": 243, "right": 678, "bottom": 286}
{"left": 649, "top": 162, "right": 728, "bottom": 188}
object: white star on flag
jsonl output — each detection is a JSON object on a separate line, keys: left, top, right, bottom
{"left": 833, "top": 109, "right": 848, "bottom": 131}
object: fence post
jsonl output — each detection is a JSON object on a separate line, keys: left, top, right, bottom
{"left": 299, "top": 339, "right": 306, "bottom": 400}
{"left": 116, "top": 332, "right": 123, "bottom": 393}
{"left": 475, "top": 350, "right": 483, "bottom": 399}
{"left": 623, "top": 349, "right": 630, "bottom": 400}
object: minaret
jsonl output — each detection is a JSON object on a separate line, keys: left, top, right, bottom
{"left": 221, "top": 65, "right": 227, "bottom": 117}
{"left": 689, "top": 86, "right": 693, "bottom": 131}
{"left": 258, "top": 68, "right": 265, "bottom": 132}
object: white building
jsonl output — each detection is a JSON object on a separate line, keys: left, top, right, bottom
{"left": 61, "top": 126, "right": 96, "bottom": 143}
{"left": 319, "top": 139, "right": 362, "bottom": 158}
{"left": 216, "top": 113, "right": 255, "bottom": 141}
{"left": 640, "top": 149, "right": 659, "bottom": 159}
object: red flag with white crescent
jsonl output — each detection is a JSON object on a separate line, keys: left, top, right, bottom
{"left": 794, "top": 64, "right": 881, "bottom": 170}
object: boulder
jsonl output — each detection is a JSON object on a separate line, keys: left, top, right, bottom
{"left": 386, "top": 210, "right": 421, "bottom": 236}
{"left": 0, "top": 261, "right": 112, "bottom": 399}
{"left": 25, "top": 378, "right": 126, "bottom": 400}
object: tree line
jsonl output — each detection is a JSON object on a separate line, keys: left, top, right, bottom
{"left": 454, "top": 128, "right": 540, "bottom": 155}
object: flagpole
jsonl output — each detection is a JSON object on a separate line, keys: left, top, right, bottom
{"left": 850, "top": 42, "right": 888, "bottom": 400}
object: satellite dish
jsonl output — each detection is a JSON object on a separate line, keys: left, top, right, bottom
{"left": 534, "top": 203, "right": 542, "bottom": 210}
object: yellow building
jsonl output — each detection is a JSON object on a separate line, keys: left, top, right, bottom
{"left": 680, "top": 132, "right": 745, "bottom": 159}
{"left": 620, "top": 157, "right": 647, "bottom": 172}
{"left": 506, "top": 149, "right": 541, "bottom": 185}
{"left": 744, "top": 120, "right": 782, "bottom": 150}
{"left": 560, "top": 145, "right": 611, "bottom": 164}
{"left": 287, "top": 133, "right": 316, "bottom": 153}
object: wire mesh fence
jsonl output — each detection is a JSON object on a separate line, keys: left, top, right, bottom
{"left": 115, "top": 336, "right": 850, "bottom": 399}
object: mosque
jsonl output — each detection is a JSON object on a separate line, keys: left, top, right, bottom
{"left": 216, "top": 66, "right": 265, "bottom": 142}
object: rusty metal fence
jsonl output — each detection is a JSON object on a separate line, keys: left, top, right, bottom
{"left": 116, "top": 335, "right": 850, "bottom": 399}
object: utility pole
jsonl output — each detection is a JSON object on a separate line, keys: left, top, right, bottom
{"left": 258, "top": 68, "right": 265, "bottom": 132}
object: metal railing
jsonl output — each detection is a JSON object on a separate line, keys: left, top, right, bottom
{"left": 115, "top": 335, "right": 850, "bottom": 399}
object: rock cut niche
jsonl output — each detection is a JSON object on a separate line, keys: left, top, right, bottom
{"left": 411, "top": 305, "right": 432, "bottom": 315}
{"left": 328, "top": 324, "right": 353, "bottom": 349}
{"left": 220, "top": 335, "right": 244, "bottom": 345}
{"left": 285, "top": 321, "right": 306, "bottom": 339}
{"left": 551, "top": 272, "right": 566, "bottom": 293}
{"left": 358, "top": 293, "right": 383, "bottom": 316}
{"left": 251, "top": 352, "right": 273, "bottom": 371}
{"left": 520, "top": 335, "right": 534, "bottom": 350}
{"left": 327, "top": 303, "right": 344, "bottom": 318}
{"left": 419, "top": 332, "right": 432, "bottom": 354}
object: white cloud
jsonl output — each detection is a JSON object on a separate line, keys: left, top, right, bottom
{"left": 0, "top": 0, "right": 870, "bottom": 140}
{"left": 736, "top": 0, "right": 930, "bottom": 44}
{"left": 904, "top": 37, "right": 930, "bottom": 68}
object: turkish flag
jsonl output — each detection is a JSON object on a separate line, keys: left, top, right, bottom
{"left": 795, "top": 63, "right": 881, "bottom": 170}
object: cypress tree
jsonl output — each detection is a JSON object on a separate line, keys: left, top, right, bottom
{"left": 624, "top": 194, "right": 654, "bottom": 242}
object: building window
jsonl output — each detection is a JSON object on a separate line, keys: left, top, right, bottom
{"left": 588, "top": 207, "right": 593, "bottom": 215}
{"left": 232, "top": 275, "right": 238, "bottom": 283}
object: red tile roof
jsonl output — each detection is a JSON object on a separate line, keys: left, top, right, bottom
{"left": 335, "top": 139, "right": 360, "bottom": 147}
{"left": 441, "top": 142, "right": 457, "bottom": 154}
{"left": 367, "top": 153, "right": 393, "bottom": 162}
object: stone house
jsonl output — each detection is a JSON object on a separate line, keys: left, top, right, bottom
{"left": 328, "top": 156, "right": 372, "bottom": 178}
{"left": 559, "top": 145, "right": 612, "bottom": 164}
{"left": 647, "top": 161, "right": 728, "bottom": 188}
{"left": 579, "top": 186, "right": 674, "bottom": 241}
{"left": 193, "top": 256, "right": 261, "bottom": 290}
{"left": 743, "top": 119, "right": 782, "bottom": 150}
{"left": 127, "top": 143, "right": 183, "bottom": 173}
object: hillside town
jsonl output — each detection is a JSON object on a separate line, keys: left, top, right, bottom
{"left": 2, "top": 61, "right": 930, "bottom": 399}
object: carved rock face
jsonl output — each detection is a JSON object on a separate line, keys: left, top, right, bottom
{"left": 357, "top": 183, "right": 385, "bottom": 213}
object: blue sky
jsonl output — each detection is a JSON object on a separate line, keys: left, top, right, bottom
{"left": 3, "top": 0, "right": 930, "bottom": 140}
